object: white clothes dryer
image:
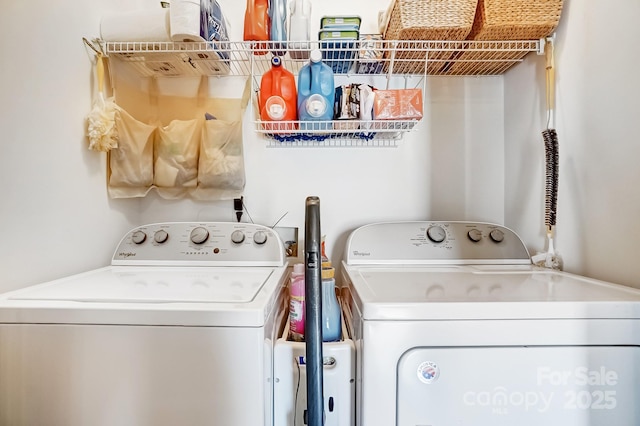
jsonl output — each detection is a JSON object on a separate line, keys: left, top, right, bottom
{"left": 341, "top": 221, "right": 640, "bottom": 426}
{"left": 0, "top": 222, "right": 288, "bottom": 426}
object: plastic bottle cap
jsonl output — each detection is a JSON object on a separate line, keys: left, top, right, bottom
{"left": 271, "top": 56, "right": 282, "bottom": 67}
{"left": 310, "top": 49, "right": 322, "bottom": 63}
{"left": 293, "top": 263, "right": 305, "bottom": 274}
{"left": 306, "top": 94, "right": 327, "bottom": 117}
{"left": 322, "top": 267, "right": 335, "bottom": 279}
{"left": 266, "top": 96, "right": 286, "bottom": 120}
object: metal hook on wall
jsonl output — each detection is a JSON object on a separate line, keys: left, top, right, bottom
{"left": 83, "top": 37, "right": 104, "bottom": 57}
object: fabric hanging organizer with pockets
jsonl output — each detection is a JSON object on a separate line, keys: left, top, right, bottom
{"left": 87, "top": 53, "right": 250, "bottom": 201}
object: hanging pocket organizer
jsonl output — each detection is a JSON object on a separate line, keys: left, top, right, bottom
{"left": 107, "top": 108, "right": 155, "bottom": 198}
{"left": 153, "top": 117, "right": 201, "bottom": 198}
{"left": 106, "top": 76, "right": 249, "bottom": 200}
{"left": 192, "top": 79, "right": 250, "bottom": 200}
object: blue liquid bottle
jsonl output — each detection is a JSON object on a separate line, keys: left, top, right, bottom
{"left": 297, "top": 49, "right": 334, "bottom": 131}
{"left": 321, "top": 265, "right": 341, "bottom": 342}
{"left": 269, "top": 0, "right": 287, "bottom": 55}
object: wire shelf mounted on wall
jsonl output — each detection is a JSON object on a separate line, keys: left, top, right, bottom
{"left": 102, "top": 39, "right": 542, "bottom": 78}
{"left": 96, "top": 38, "right": 543, "bottom": 147}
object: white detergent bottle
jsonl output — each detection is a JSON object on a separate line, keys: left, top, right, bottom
{"left": 288, "top": 0, "right": 311, "bottom": 60}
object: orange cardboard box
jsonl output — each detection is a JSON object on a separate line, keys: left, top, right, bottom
{"left": 373, "top": 89, "right": 423, "bottom": 120}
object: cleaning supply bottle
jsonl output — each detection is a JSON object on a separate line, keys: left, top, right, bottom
{"left": 297, "top": 49, "right": 335, "bottom": 131}
{"left": 321, "top": 264, "right": 341, "bottom": 342}
{"left": 269, "top": 0, "right": 287, "bottom": 56}
{"left": 259, "top": 56, "right": 297, "bottom": 131}
{"left": 243, "top": 0, "right": 269, "bottom": 55}
{"left": 321, "top": 235, "right": 329, "bottom": 264}
{"left": 288, "top": 263, "right": 305, "bottom": 341}
{"left": 288, "top": 0, "right": 311, "bottom": 60}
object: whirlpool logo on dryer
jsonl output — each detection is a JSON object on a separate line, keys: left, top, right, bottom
{"left": 118, "top": 252, "right": 137, "bottom": 258}
{"left": 352, "top": 250, "right": 371, "bottom": 257}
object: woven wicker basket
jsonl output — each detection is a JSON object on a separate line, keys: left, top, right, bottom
{"left": 383, "top": 0, "right": 479, "bottom": 74}
{"left": 469, "top": 0, "right": 563, "bottom": 40}
{"left": 385, "top": 0, "right": 479, "bottom": 41}
{"left": 446, "top": 0, "right": 563, "bottom": 75}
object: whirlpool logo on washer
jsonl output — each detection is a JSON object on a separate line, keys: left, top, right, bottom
{"left": 417, "top": 361, "right": 440, "bottom": 384}
{"left": 352, "top": 250, "right": 371, "bottom": 257}
{"left": 118, "top": 252, "right": 137, "bottom": 258}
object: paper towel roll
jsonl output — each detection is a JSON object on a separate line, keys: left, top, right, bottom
{"left": 100, "top": 9, "right": 172, "bottom": 42}
{"left": 170, "top": 0, "right": 206, "bottom": 42}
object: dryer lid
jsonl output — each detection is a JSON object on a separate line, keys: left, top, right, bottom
{"left": 346, "top": 265, "right": 640, "bottom": 320}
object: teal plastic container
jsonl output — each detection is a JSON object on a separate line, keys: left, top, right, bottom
{"left": 297, "top": 49, "right": 335, "bottom": 131}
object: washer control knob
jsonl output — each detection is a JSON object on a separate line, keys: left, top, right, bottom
{"left": 426, "top": 226, "right": 446, "bottom": 243}
{"left": 231, "top": 230, "right": 245, "bottom": 244}
{"left": 467, "top": 229, "right": 482, "bottom": 242}
{"left": 190, "top": 227, "right": 209, "bottom": 244}
{"left": 131, "top": 230, "right": 147, "bottom": 244}
{"left": 154, "top": 230, "right": 169, "bottom": 244}
{"left": 490, "top": 229, "right": 505, "bottom": 243}
{"left": 253, "top": 231, "right": 268, "bottom": 245}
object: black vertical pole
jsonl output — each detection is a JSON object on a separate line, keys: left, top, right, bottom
{"left": 304, "top": 196, "right": 324, "bottom": 426}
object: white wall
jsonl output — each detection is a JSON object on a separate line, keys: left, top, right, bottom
{"left": 505, "top": 0, "right": 640, "bottom": 288}
{"left": 14, "top": 0, "right": 631, "bottom": 292}
{"left": 134, "top": 0, "right": 506, "bottom": 268}
{"left": 136, "top": 73, "right": 506, "bottom": 267}
{"left": 0, "top": 1, "right": 143, "bottom": 292}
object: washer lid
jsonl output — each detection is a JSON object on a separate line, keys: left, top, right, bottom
{"left": 0, "top": 266, "right": 287, "bottom": 327}
{"left": 346, "top": 265, "right": 640, "bottom": 320}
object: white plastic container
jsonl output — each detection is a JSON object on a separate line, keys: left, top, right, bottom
{"left": 274, "top": 316, "right": 355, "bottom": 426}
{"left": 288, "top": 0, "right": 311, "bottom": 60}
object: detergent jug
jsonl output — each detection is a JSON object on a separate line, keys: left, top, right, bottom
{"left": 297, "top": 49, "right": 334, "bottom": 131}
{"left": 288, "top": 263, "right": 305, "bottom": 341}
{"left": 288, "top": 0, "right": 311, "bottom": 60}
{"left": 259, "top": 56, "right": 297, "bottom": 131}
{"left": 321, "top": 265, "right": 341, "bottom": 342}
{"left": 243, "top": 0, "right": 269, "bottom": 55}
{"left": 269, "top": 0, "right": 287, "bottom": 56}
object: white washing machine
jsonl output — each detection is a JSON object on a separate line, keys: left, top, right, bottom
{"left": 341, "top": 221, "right": 640, "bottom": 426}
{"left": 0, "top": 222, "right": 288, "bottom": 426}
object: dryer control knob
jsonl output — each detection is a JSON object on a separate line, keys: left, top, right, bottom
{"left": 190, "top": 227, "right": 209, "bottom": 244}
{"left": 231, "top": 230, "right": 245, "bottom": 244}
{"left": 468, "top": 229, "right": 482, "bottom": 242}
{"left": 490, "top": 229, "right": 505, "bottom": 243}
{"left": 154, "top": 230, "right": 169, "bottom": 244}
{"left": 253, "top": 231, "right": 268, "bottom": 245}
{"left": 426, "top": 226, "right": 446, "bottom": 243}
{"left": 131, "top": 230, "right": 147, "bottom": 244}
